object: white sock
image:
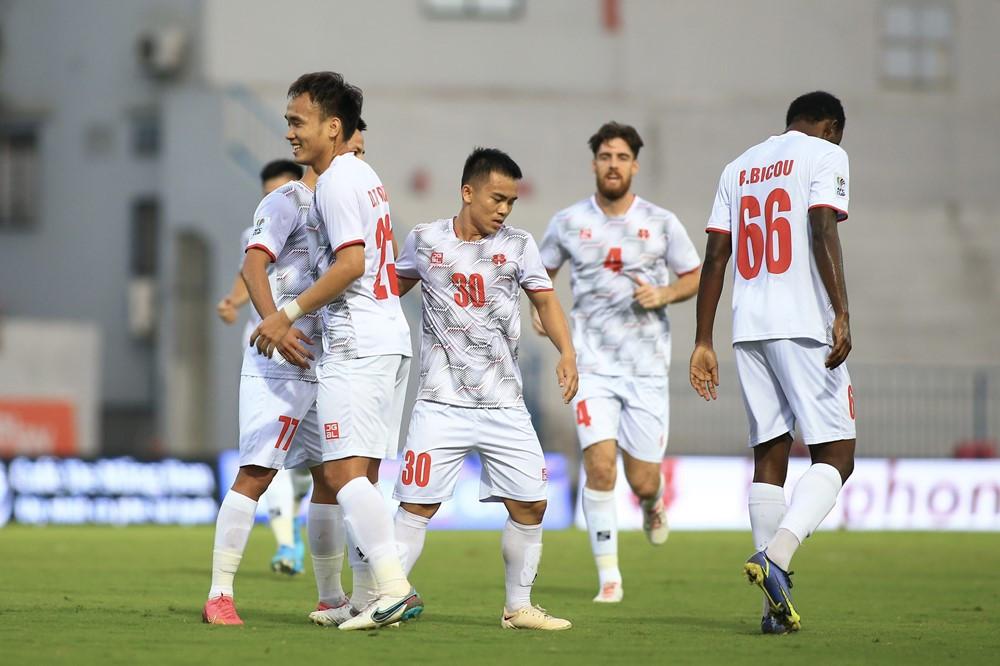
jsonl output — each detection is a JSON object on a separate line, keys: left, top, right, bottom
{"left": 748, "top": 482, "right": 787, "bottom": 614}
{"left": 639, "top": 473, "right": 665, "bottom": 511}
{"left": 502, "top": 519, "right": 542, "bottom": 612}
{"left": 337, "top": 477, "right": 410, "bottom": 597}
{"left": 582, "top": 487, "right": 621, "bottom": 586}
{"left": 767, "top": 463, "right": 843, "bottom": 570}
{"left": 394, "top": 507, "right": 430, "bottom": 576}
{"left": 262, "top": 469, "right": 295, "bottom": 548}
{"left": 346, "top": 528, "right": 378, "bottom": 611}
{"left": 208, "top": 491, "right": 257, "bottom": 599}
{"left": 308, "top": 502, "right": 346, "bottom": 606}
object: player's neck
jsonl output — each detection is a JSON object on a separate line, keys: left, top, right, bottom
{"left": 595, "top": 191, "right": 635, "bottom": 218}
{"left": 300, "top": 168, "right": 318, "bottom": 190}
{"left": 311, "top": 141, "right": 352, "bottom": 175}
{"left": 453, "top": 212, "right": 485, "bottom": 242}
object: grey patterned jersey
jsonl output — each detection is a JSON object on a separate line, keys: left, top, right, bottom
{"left": 539, "top": 195, "right": 701, "bottom": 376}
{"left": 241, "top": 180, "right": 321, "bottom": 381}
{"left": 396, "top": 218, "right": 553, "bottom": 408}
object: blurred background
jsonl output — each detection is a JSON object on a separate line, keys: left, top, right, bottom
{"left": 0, "top": 0, "right": 997, "bottom": 528}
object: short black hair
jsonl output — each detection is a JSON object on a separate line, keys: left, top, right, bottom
{"left": 461, "top": 147, "right": 522, "bottom": 187}
{"left": 786, "top": 91, "right": 846, "bottom": 130}
{"left": 260, "top": 159, "right": 303, "bottom": 184}
{"left": 287, "top": 71, "right": 364, "bottom": 141}
{"left": 356, "top": 117, "right": 367, "bottom": 132}
{"left": 588, "top": 122, "right": 643, "bottom": 158}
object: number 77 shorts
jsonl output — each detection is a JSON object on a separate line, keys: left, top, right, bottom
{"left": 238, "top": 375, "right": 319, "bottom": 469}
{"left": 393, "top": 400, "right": 548, "bottom": 504}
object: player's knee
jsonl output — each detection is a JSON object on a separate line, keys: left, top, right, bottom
{"left": 629, "top": 476, "right": 659, "bottom": 500}
{"left": 400, "top": 502, "right": 439, "bottom": 519}
{"left": 585, "top": 462, "right": 617, "bottom": 491}
{"left": 836, "top": 458, "right": 854, "bottom": 483}
{"left": 517, "top": 500, "right": 547, "bottom": 525}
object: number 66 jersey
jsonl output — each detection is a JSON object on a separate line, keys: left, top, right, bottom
{"left": 395, "top": 218, "right": 553, "bottom": 408}
{"left": 706, "top": 130, "right": 850, "bottom": 345}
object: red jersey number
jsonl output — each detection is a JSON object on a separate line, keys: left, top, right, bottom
{"left": 373, "top": 214, "right": 400, "bottom": 300}
{"left": 401, "top": 450, "right": 431, "bottom": 488}
{"left": 452, "top": 273, "right": 486, "bottom": 307}
{"left": 737, "top": 188, "right": 792, "bottom": 280}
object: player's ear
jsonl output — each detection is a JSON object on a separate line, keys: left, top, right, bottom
{"left": 461, "top": 183, "right": 473, "bottom": 205}
{"left": 327, "top": 116, "right": 341, "bottom": 141}
{"left": 631, "top": 158, "right": 639, "bottom": 175}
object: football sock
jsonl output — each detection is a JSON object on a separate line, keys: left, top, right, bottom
{"left": 639, "top": 472, "right": 665, "bottom": 511}
{"left": 337, "top": 477, "right": 411, "bottom": 597}
{"left": 394, "top": 507, "right": 430, "bottom": 576}
{"left": 749, "top": 482, "right": 787, "bottom": 614}
{"left": 582, "top": 486, "right": 621, "bottom": 586}
{"left": 208, "top": 491, "right": 257, "bottom": 599}
{"left": 502, "top": 519, "right": 542, "bottom": 612}
{"left": 262, "top": 468, "right": 295, "bottom": 549}
{"left": 767, "top": 463, "right": 843, "bottom": 570}
{"left": 346, "top": 528, "right": 378, "bottom": 611}
{"left": 308, "top": 502, "right": 347, "bottom": 606}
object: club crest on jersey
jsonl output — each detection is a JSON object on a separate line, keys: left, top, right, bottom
{"left": 638, "top": 228, "right": 650, "bottom": 239}
{"left": 579, "top": 228, "right": 592, "bottom": 240}
{"left": 324, "top": 422, "right": 340, "bottom": 440}
{"left": 430, "top": 251, "right": 444, "bottom": 265}
{"left": 492, "top": 253, "right": 507, "bottom": 266}
{"left": 836, "top": 175, "right": 847, "bottom": 197}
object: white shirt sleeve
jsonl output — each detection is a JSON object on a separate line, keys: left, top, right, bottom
{"left": 809, "top": 147, "right": 850, "bottom": 221}
{"left": 664, "top": 215, "right": 702, "bottom": 276}
{"left": 245, "top": 194, "right": 294, "bottom": 262}
{"left": 395, "top": 229, "right": 420, "bottom": 279}
{"left": 316, "top": 174, "right": 366, "bottom": 254}
{"left": 520, "top": 235, "right": 554, "bottom": 292}
{"left": 705, "top": 168, "right": 733, "bottom": 234}
{"left": 538, "top": 216, "right": 568, "bottom": 270}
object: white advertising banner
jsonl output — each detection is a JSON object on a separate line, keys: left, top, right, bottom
{"left": 575, "top": 457, "right": 1000, "bottom": 532}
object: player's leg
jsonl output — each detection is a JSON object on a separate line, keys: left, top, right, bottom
{"left": 480, "top": 406, "right": 570, "bottom": 630}
{"left": 618, "top": 375, "right": 672, "bottom": 546}
{"left": 574, "top": 375, "right": 624, "bottom": 602}
{"left": 204, "top": 376, "right": 311, "bottom": 625}
{"left": 304, "top": 464, "right": 352, "bottom": 627}
{"left": 261, "top": 468, "right": 299, "bottom": 574}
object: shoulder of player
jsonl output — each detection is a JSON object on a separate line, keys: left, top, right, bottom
{"left": 632, "top": 196, "right": 679, "bottom": 221}
{"left": 253, "top": 185, "right": 299, "bottom": 219}
{"left": 546, "top": 197, "right": 596, "bottom": 232}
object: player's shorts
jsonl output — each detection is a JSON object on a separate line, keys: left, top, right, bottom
{"left": 238, "top": 375, "right": 318, "bottom": 469}
{"left": 283, "top": 403, "right": 322, "bottom": 470}
{"left": 571, "top": 373, "right": 669, "bottom": 463}
{"left": 316, "top": 354, "right": 410, "bottom": 462}
{"left": 393, "top": 400, "right": 548, "bottom": 504}
{"left": 734, "top": 338, "right": 856, "bottom": 447}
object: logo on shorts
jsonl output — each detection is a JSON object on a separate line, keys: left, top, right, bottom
{"left": 324, "top": 422, "right": 340, "bottom": 440}
{"left": 492, "top": 253, "right": 507, "bottom": 266}
{"left": 579, "top": 228, "right": 592, "bottom": 240}
{"left": 638, "top": 228, "right": 650, "bottom": 239}
{"left": 541, "top": 467, "right": 548, "bottom": 481}
{"left": 430, "top": 251, "right": 444, "bottom": 265}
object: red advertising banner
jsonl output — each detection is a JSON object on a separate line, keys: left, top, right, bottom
{"left": 0, "top": 400, "right": 77, "bottom": 456}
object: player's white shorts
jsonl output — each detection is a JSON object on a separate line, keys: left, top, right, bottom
{"left": 734, "top": 338, "right": 856, "bottom": 447}
{"left": 571, "top": 373, "right": 669, "bottom": 463}
{"left": 316, "top": 354, "right": 410, "bottom": 462}
{"left": 393, "top": 400, "right": 548, "bottom": 504}
{"left": 238, "top": 375, "right": 318, "bottom": 469}
{"left": 284, "top": 404, "right": 322, "bottom": 470}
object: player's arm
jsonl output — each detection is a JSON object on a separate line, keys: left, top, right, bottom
{"left": 689, "top": 232, "right": 730, "bottom": 401}
{"left": 531, "top": 267, "right": 560, "bottom": 335}
{"left": 243, "top": 249, "right": 315, "bottom": 367}
{"left": 398, "top": 277, "right": 419, "bottom": 296}
{"left": 526, "top": 288, "right": 578, "bottom": 404}
{"left": 216, "top": 272, "right": 249, "bottom": 324}
{"left": 632, "top": 267, "right": 701, "bottom": 309}
{"left": 810, "top": 207, "right": 851, "bottom": 369}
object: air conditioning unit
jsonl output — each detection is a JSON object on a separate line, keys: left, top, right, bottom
{"left": 136, "top": 26, "right": 187, "bottom": 80}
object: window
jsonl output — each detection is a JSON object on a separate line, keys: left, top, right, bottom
{"left": 422, "top": 0, "right": 524, "bottom": 20}
{"left": 131, "top": 109, "right": 161, "bottom": 158}
{"left": 0, "top": 122, "right": 40, "bottom": 230}
{"left": 881, "top": 2, "right": 954, "bottom": 89}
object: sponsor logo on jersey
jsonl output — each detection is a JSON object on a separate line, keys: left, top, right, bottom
{"left": 324, "top": 422, "right": 340, "bottom": 440}
{"left": 836, "top": 175, "right": 846, "bottom": 197}
{"left": 638, "top": 228, "right": 650, "bottom": 239}
{"left": 579, "top": 228, "right": 592, "bottom": 240}
{"left": 492, "top": 253, "right": 507, "bottom": 266}
{"left": 430, "top": 251, "right": 444, "bottom": 265}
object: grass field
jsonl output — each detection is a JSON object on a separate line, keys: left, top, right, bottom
{"left": 1, "top": 527, "right": 998, "bottom": 665}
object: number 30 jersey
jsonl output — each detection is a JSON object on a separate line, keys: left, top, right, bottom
{"left": 706, "top": 130, "right": 850, "bottom": 346}
{"left": 311, "top": 153, "right": 411, "bottom": 361}
{"left": 395, "top": 218, "right": 553, "bottom": 408}
{"left": 539, "top": 196, "right": 701, "bottom": 377}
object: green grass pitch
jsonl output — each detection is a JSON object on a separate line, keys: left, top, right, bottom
{"left": 1, "top": 526, "right": 998, "bottom": 664}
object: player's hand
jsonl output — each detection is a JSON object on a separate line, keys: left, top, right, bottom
{"left": 275, "top": 327, "right": 315, "bottom": 369}
{"left": 250, "top": 310, "right": 292, "bottom": 359}
{"left": 216, "top": 297, "right": 238, "bottom": 325}
{"left": 555, "top": 352, "right": 578, "bottom": 404}
{"left": 689, "top": 344, "right": 720, "bottom": 401}
{"left": 632, "top": 276, "right": 671, "bottom": 310}
{"left": 531, "top": 307, "right": 547, "bottom": 336}
{"left": 826, "top": 313, "right": 852, "bottom": 369}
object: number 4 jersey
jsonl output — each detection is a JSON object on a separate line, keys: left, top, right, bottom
{"left": 395, "top": 218, "right": 553, "bottom": 408}
{"left": 310, "top": 153, "right": 411, "bottom": 361}
{"left": 707, "top": 130, "right": 850, "bottom": 346}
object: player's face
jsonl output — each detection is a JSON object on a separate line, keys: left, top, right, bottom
{"left": 285, "top": 93, "right": 338, "bottom": 167}
{"left": 462, "top": 171, "right": 519, "bottom": 236}
{"left": 346, "top": 130, "right": 365, "bottom": 161}
{"left": 592, "top": 138, "right": 638, "bottom": 200}
{"left": 261, "top": 174, "right": 295, "bottom": 196}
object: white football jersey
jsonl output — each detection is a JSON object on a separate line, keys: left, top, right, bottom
{"left": 539, "top": 195, "right": 701, "bottom": 377}
{"left": 706, "top": 130, "right": 850, "bottom": 345}
{"left": 241, "top": 180, "right": 321, "bottom": 381}
{"left": 396, "top": 218, "right": 553, "bottom": 408}
{"left": 311, "top": 153, "right": 411, "bottom": 361}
